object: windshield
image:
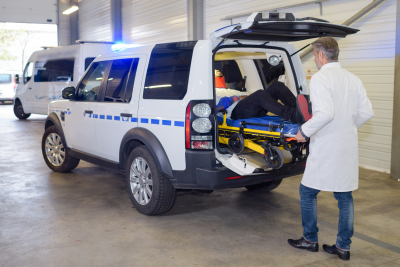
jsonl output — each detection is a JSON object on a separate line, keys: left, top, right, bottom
{"left": 0, "top": 74, "right": 12, "bottom": 84}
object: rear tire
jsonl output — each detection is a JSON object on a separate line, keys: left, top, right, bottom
{"left": 126, "top": 145, "right": 176, "bottom": 215}
{"left": 245, "top": 179, "right": 282, "bottom": 193}
{"left": 42, "top": 126, "right": 80, "bottom": 172}
{"left": 14, "top": 100, "right": 31, "bottom": 119}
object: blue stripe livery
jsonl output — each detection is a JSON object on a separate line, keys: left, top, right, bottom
{"left": 174, "top": 121, "right": 184, "bottom": 127}
{"left": 114, "top": 116, "right": 120, "bottom": 121}
{"left": 93, "top": 114, "right": 98, "bottom": 119}
{"left": 141, "top": 118, "right": 149, "bottom": 124}
{"left": 151, "top": 119, "right": 159, "bottom": 125}
{"left": 162, "top": 120, "right": 171, "bottom": 126}
{"left": 100, "top": 115, "right": 105, "bottom": 119}
{"left": 131, "top": 117, "right": 138, "bottom": 122}
{"left": 107, "top": 115, "right": 112, "bottom": 120}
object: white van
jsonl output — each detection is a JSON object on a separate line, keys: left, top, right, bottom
{"left": 13, "top": 42, "right": 114, "bottom": 119}
{"left": 0, "top": 71, "right": 17, "bottom": 103}
{"left": 41, "top": 13, "right": 358, "bottom": 215}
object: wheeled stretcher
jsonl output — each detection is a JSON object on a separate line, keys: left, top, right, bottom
{"left": 218, "top": 111, "right": 304, "bottom": 169}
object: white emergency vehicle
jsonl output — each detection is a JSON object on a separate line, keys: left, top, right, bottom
{"left": 13, "top": 41, "right": 114, "bottom": 119}
{"left": 41, "top": 13, "right": 358, "bottom": 215}
{"left": 0, "top": 71, "right": 17, "bottom": 103}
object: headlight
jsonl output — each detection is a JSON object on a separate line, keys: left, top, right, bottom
{"left": 268, "top": 55, "right": 280, "bottom": 66}
{"left": 192, "top": 118, "right": 212, "bottom": 133}
{"left": 193, "top": 103, "right": 211, "bottom": 117}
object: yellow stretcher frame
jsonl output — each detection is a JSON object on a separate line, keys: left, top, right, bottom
{"left": 218, "top": 112, "right": 296, "bottom": 154}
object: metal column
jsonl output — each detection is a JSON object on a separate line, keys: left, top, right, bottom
{"left": 111, "top": 0, "right": 122, "bottom": 43}
{"left": 187, "top": 0, "right": 204, "bottom": 41}
{"left": 70, "top": 0, "right": 79, "bottom": 44}
{"left": 390, "top": 0, "right": 400, "bottom": 181}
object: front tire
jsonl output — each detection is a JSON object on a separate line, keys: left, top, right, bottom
{"left": 42, "top": 126, "right": 80, "bottom": 172}
{"left": 126, "top": 145, "right": 176, "bottom": 215}
{"left": 14, "top": 100, "right": 31, "bottom": 119}
{"left": 245, "top": 179, "right": 282, "bottom": 193}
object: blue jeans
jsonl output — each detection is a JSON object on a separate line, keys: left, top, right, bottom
{"left": 299, "top": 183, "right": 354, "bottom": 250}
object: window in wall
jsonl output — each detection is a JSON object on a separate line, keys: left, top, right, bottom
{"left": 34, "top": 58, "right": 75, "bottom": 82}
{"left": 76, "top": 61, "right": 108, "bottom": 101}
{"left": 23, "top": 62, "right": 34, "bottom": 83}
{"left": 143, "top": 41, "right": 197, "bottom": 100}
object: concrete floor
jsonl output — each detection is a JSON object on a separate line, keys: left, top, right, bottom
{"left": 1, "top": 104, "right": 400, "bottom": 267}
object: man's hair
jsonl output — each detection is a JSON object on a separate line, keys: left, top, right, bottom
{"left": 312, "top": 37, "right": 340, "bottom": 61}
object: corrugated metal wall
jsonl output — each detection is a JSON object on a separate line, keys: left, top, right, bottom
{"left": 205, "top": 0, "right": 396, "bottom": 172}
{"left": 121, "top": 0, "right": 188, "bottom": 45}
{"left": 58, "top": 0, "right": 71, "bottom": 46}
{"left": 78, "top": 0, "right": 112, "bottom": 41}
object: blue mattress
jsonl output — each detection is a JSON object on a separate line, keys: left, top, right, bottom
{"left": 217, "top": 115, "right": 300, "bottom": 135}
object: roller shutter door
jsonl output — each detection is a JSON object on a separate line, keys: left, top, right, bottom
{"left": 78, "top": 0, "right": 112, "bottom": 42}
{"left": 121, "top": 0, "right": 188, "bottom": 45}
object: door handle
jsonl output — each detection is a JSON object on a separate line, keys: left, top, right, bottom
{"left": 28, "top": 87, "right": 32, "bottom": 90}
{"left": 120, "top": 113, "right": 132, "bottom": 117}
{"left": 85, "top": 110, "right": 93, "bottom": 114}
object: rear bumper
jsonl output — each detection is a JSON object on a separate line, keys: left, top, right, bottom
{"left": 171, "top": 150, "right": 306, "bottom": 190}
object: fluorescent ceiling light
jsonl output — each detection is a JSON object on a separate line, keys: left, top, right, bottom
{"left": 144, "top": 84, "right": 172, "bottom": 89}
{"left": 63, "top": 6, "right": 79, "bottom": 15}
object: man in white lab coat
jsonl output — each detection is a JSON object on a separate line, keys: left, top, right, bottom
{"left": 287, "top": 37, "right": 374, "bottom": 261}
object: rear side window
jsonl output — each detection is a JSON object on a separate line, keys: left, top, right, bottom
{"left": 85, "top": 57, "right": 96, "bottom": 70}
{"left": 214, "top": 60, "right": 243, "bottom": 90}
{"left": 256, "top": 59, "right": 285, "bottom": 87}
{"left": 143, "top": 41, "right": 197, "bottom": 100}
{"left": 104, "top": 58, "right": 133, "bottom": 102}
{"left": 0, "top": 74, "right": 11, "bottom": 84}
{"left": 34, "top": 58, "right": 75, "bottom": 82}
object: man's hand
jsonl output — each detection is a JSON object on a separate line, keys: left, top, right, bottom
{"left": 296, "top": 130, "right": 307, "bottom": 143}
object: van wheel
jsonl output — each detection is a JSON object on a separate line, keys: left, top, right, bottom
{"left": 245, "top": 179, "right": 282, "bottom": 193}
{"left": 126, "top": 146, "right": 176, "bottom": 215}
{"left": 42, "top": 126, "right": 80, "bottom": 172}
{"left": 14, "top": 101, "right": 31, "bottom": 119}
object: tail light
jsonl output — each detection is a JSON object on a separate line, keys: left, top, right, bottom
{"left": 185, "top": 100, "right": 214, "bottom": 150}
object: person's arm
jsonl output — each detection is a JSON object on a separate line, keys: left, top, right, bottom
{"left": 300, "top": 75, "right": 335, "bottom": 138}
{"left": 354, "top": 82, "right": 374, "bottom": 128}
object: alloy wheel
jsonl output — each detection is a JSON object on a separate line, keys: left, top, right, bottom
{"left": 130, "top": 157, "right": 153, "bottom": 205}
{"left": 44, "top": 133, "right": 65, "bottom": 166}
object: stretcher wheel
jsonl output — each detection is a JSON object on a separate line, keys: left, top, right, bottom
{"left": 229, "top": 133, "right": 244, "bottom": 154}
{"left": 264, "top": 146, "right": 284, "bottom": 169}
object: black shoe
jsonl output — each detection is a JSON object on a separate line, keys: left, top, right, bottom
{"left": 288, "top": 237, "right": 318, "bottom": 252}
{"left": 323, "top": 244, "right": 350, "bottom": 261}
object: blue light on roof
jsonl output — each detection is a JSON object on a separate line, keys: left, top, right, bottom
{"left": 111, "top": 43, "right": 143, "bottom": 52}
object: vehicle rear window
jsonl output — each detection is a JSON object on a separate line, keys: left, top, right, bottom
{"left": 0, "top": 74, "right": 12, "bottom": 84}
{"left": 143, "top": 41, "right": 197, "bottom": 100}
{"left": 34, "top": 58, "right": 74, "bottom": 82}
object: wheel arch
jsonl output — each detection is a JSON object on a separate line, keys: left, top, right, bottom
{"left": 120, "top": 127, "right": 174, "bottom": 179}
{"left": 45, "top": 113, "right": 68, "bottom": 149}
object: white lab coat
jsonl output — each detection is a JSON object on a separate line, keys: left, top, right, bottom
{"left": 301, "top": 62, "right": 374, "bottom": 192}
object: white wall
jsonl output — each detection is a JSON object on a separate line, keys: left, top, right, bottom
{"left": 78, "top": 0, "right": 112, "bottom": 42}
{"left": 121, "top": 0, "right": 188, "bottom": 45}
{"left": 58, "top": 0, "right": 70, "bottom": 46}
{"left": 205, "top": 0, "right": 396, "bottom": 172}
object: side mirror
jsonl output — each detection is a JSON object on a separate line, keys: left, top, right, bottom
{"left": 15, "top": 74, "right": 19, "bottom": 84}
{"left": 62, "top": 86, "right": 76, "bottom": 100}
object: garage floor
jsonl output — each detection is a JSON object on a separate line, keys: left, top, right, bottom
{"left": 1, "top": 104, "right": 400, "bottom": 267}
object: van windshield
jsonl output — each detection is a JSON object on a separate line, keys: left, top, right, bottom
{"left": 0, "top": 74, "right": 12, "bottom": 84}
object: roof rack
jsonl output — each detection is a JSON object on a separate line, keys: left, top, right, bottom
{"left": 75, "top": 40, "right": 116, "bottom": 44}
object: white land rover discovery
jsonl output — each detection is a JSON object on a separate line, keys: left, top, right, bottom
{"left": 41, "top": 12, "right": 357, "bottom": 215}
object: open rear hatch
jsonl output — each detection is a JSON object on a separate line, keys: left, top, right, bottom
{"left": 212, "top": 12, "right": 358, "bottom": 175}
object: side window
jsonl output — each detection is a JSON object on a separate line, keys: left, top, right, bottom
{"left": 214, "top": 60, "right": 244, "bottom": 91}
{"left": 34, "top": 58, "right": 74, "bottom": 82}
{"left": 124, "top": 58, "right": 139, "bottom": 103}
{"left": 23, "top": 62, "right": 34, "bottom": 83}
{"left": 143, "top": 41, "right": 197, "bottom": 100}
{"left": 256, "top": 59, "right": 285, "bottom": 87}
{"left": 104, "top": 58, "right": 133, "bottom": 102}
{"left": 77, "top": 61, "right": 108, "bottom": 101}
{"left": 85, "top": 57, "right": 96, "bottom": 70}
